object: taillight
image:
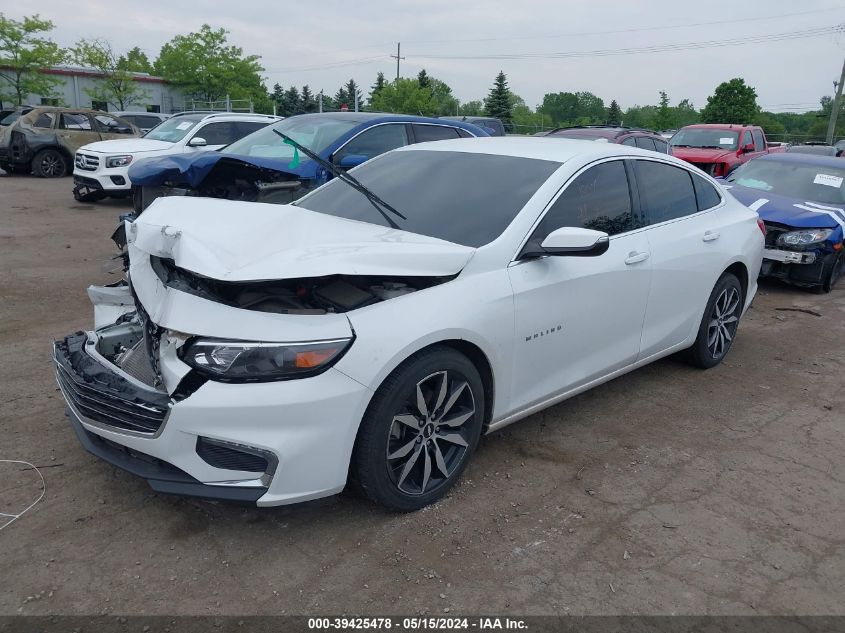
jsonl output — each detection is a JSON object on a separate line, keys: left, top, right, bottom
{"left": 757, "top": 219, "right": 766, "bottom": 236}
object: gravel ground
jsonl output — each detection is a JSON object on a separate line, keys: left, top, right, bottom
{"left": 1, "top": 173, "right": 844, "bottom": 617}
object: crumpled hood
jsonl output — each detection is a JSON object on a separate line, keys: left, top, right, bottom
{"left": 128, "top": 151, "right": 317, "bottom": 187}
{"left": 671, "top": 147, "right": 735, "bottom": 163}
{"left": 81, "top": 138, "right": 175, "bottom": 154}
{"left": 128, "top": 196, "right": 475, "bottom": 281}
{"left": 727, "top": 184, "right": 845, "bottom": 231}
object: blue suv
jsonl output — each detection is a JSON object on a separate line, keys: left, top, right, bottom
{"left": 128, "top": 112, "right": 488, "bottom": 212}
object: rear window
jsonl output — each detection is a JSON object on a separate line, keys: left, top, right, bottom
{"left": 296, "top": 150, "right": 561, "bottom": 247}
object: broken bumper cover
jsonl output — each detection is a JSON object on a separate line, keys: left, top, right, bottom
{"left": 760, "top": 248, "right": 831, "bottom": 286}
{"left": 53, "top": 329, "right": 373, "bottom": 506}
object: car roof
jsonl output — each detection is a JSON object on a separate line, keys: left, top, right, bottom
{"left": 544, "top": 126, "right": 660, "bottom": 139}
{"left": 681, "top": 123, "right": 758, "bottom": 130}
{"left": 392, "top": 136, "right": 684, "bottom": 164}
{"left": 286, "top": 111, "right": 486, "bottom": 129}
{"left": 169, "top": 111, "right": 281, "bottom": 122}
{"left": 756, "top": 152, "right": 845, "bottom": 169}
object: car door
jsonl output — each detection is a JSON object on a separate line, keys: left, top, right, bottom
{"left": 632, "top": 158, "right": 728, "bottom": 358}
{"left": 186, "top": 121, "right": 240, "bottom": 152}
{"left": 57, "top": 112, "right": 101, "bottom": 154}
{"left": 410, "top": 123, "right": 461, "bottom": 144}
{"left": 333, "top": 123, "right": 410, "bottom": 164}
{"left": 507, "top": 159, "right": 653, "bottom": 411}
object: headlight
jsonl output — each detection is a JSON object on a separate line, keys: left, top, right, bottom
{"left": 179, "top": 338, "right": 353, "bottom": 382}
{"left": 106, "top": 155, "right": 133, "bottom": 168}
{"left": 777, "top": 228, "right": 833, "bottom": 247}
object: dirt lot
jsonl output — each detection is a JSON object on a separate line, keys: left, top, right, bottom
{"left": 1, "top": 173, "right": 844, "bottom": 617}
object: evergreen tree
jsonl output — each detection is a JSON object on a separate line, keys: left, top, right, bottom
{"left": 654, "top": 90, "right": 673, "bottom": 130}
{"left": 271, "top": 82, "right": 284, "bottom": 110}
{"left": 369, "top": 71, "right": 386, "bottom": 107}
{"left": 417, "top": 69, "right": 431, "bottom": 90}
{"left": 283, "top": 85, "right": 300, "bottom": 115}
{"left": 334, "top": 78, "right": 362, "bottom": 110}
{"left": 300, "top": 85, "right": 316, "bottom": 113}
{"left": 607, "top": 99, "right": 622, "bottom": 125}
{"left": 484, "top": 71, "right": 513, "bottom": 128}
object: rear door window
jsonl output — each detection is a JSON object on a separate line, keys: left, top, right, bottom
{"left": 33, "top": 112, "right": 55, "bottom": 128}
{"left": 635, "top": 137, "right": 657, "bottom": 151}
{"left": 60, "top": 113, "right": 92, "bottom": 130}
{"left": 621, "top": 137, "right": 637, "bottom": 147}
{"left": 412, "top": 124, "right": 461, "bottom": 143}
{"left": 653, "top": 139, "right": 670, "bottom": 154}
{"left": 634, "top": 160, "right": 699, "bottom": 224}
{"left": 691, "top": 173, "right": 722, "bottom": 211}
{"left": 752, "top": 130, "right": 765, "bottom": 151}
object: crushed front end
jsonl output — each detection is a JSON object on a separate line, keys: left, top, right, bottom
{"left": 760, "top": 221, "right": 843, "bottom": 289}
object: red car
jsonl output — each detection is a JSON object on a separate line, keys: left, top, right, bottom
{"left": 669, "top": 123, "right": 785, "bottom": 177}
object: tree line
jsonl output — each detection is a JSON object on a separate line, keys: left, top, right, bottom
{"left": 1, "top": 13, "right": 841, "bottom": 140}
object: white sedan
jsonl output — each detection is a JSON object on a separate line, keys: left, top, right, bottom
{"left": 54, "top": 137, "right": 764, "bottom": 511}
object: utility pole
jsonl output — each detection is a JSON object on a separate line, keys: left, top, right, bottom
{"left": 390, "top": 42, "right": 404, "bottom": 81}
{"left": 826, "top": 56, "right": 845, "bottom": 145}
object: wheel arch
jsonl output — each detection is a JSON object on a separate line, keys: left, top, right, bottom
{"left": 724, "top": 260, "right": 749, "bottom": 303}
{"left": 31, "top": 144, "right": 72, "bottom": 170}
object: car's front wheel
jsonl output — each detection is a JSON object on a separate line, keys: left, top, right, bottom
{"left": 685, "top": 272, "right": 743, "bottom": 369}
{"left": 821, "top": 250, "right": 843, "bottom": 293}
{"left": 351, "top": 347, "right": 485, "bottom": 512}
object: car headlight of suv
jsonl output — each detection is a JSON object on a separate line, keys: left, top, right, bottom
{"left": 776, "top": 228, "right": 833, "bottom": 247}
{"left": 179, "top": 338, "right": 353, "bottom": 382}
{"left": 106, "top": 155, "right": 133, "bottom": 168}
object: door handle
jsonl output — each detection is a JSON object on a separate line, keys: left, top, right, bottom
{"left": 625, "top": 251, "right": 649, "bottom": 265}
{"left": 702, "top": 230, "right": 720, "bottom": 242}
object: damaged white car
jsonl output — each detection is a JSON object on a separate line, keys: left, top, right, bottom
{"left": 54, "top": 138, "right": 764, "bottom": 511}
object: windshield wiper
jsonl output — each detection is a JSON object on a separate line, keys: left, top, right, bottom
{"left": 271, "top": 129, "right": 406, "bottom": 229}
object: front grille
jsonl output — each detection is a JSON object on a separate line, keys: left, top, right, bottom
{"left": 196, "top": 438, "right": 269, "bottom": 473}
{"left": 54, "top": 332, "right": 170, "bottom": 434}
{"left": 690, "top": 162, "right": 716, "bottom": 176}
{"left": 75, "top": 152, "right": 99, "bottom": 171}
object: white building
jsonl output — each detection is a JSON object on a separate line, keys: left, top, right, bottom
{"left": 2, "top": 65, "right": 187, "bottom": 113}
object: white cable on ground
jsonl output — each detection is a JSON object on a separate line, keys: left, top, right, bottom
{"left": 0, "top": 460, "right": 46, "bottom": 532}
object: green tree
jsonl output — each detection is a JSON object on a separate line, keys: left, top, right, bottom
{"left": 417, "top": 69, "right": 430, "bottom": 89}
{"left": 429, "top": 78, "right": 458, "bottom": 116}
{"left": 701, "top": 78, "right": 759, "bottom": 124}
{"left": 155, "top": 25, "right": 265, "bottom": 105}
{"left": 606, "top": 99, "right": 622, "bottom": 125}
{"left": 0, "top": 14, "right": 66, "bottom": 107}
{"left": 301, "top": 85, "right": 317, "bottom": 113}
{"left": 654, "top": 91, "right": 673, "bottom": 130}
{"left": 281, "top": 85, "right": 299, "bottom": 116}
{"left": 752, "top": 111, "right": 786, "bottom": 138}
{"left": 334, "top": 78, "right": 362, "bottom": 110}
{"left": 368, "top": 71, "right": 386, "bottom": 107}
{"left": 117, "top": 46, "right": 153, "bottom": 74}
{"left": 459, "top": 100, "right": 484, "bottom": 116}
{"left": 370, "top": 78, "right": 438, "bottom": 116}
{"left": 72, "top": 38, "right": 150, "bottom": 110}
{"left": 484, "top": 71, "right": 513, "bottom": 127}
{"left": 674, "top": 99, "right": 699, "bottom": 127}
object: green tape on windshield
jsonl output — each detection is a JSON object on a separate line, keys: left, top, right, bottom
{"left": 283, "top": 138, "right": 300, "bottom": 168}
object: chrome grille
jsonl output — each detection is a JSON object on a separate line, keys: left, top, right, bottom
{"left": 75, "top": 152, "right": 99, "bottom": 171}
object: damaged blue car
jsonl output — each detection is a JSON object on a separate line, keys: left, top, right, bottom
{"left": 724, "top": 153, "right": 845, "bottom": 292}
{"left": 127, "top": 112, "right": 488, "bottom": 213}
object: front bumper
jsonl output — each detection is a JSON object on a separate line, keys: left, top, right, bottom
{"left": 53, "top": 324, "right": 372, "bottom": 506}
{"left": 73, "top": 157, "right": 131, "bottom": 191}
{"left": 761, "top": 247, "right": 831, "bottom": 287}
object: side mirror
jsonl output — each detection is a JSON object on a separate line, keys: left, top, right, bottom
{"left": 521, "top": 227, "right": 610, "bottom": 259}
{"left": 741, "top": 143, "right": 755, "bottom": 154}
{"left": 188, "top": 137, "right": 207, "bottom": 147}
{"left": 338, "top": 154, "right": 368, "bottom": 168}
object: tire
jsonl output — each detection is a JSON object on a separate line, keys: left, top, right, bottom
{"left": 32, "top": 149, "right": 68, "bottom": 178}
{"left": 821, "top": 250, "right": 843, "bottom": 293}
{"left": 685, "top": 272, "right": 744, "bottom": 369}
{"left": 351, "top": 346, "right": 485, "bottom": 512}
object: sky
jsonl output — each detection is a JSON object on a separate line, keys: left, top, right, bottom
{"left": 14, "top": 0, "right": 845, "bottom": 113}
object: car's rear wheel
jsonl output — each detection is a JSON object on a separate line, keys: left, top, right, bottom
{"left": 32, "top": 149, "right": 67, "bottom": 178}
{"left": 685, "top": 272, "right": 743, "bottom": 369}
{"left": 351, "top": 347, "right": 484, "bottom": 512}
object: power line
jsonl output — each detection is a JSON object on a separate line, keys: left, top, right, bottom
{"left": 399, "top": 6, "right": 845, "bottom": 46}
{"left": 268, "top": 56, "right": 386, "bottom": 73}
{"left": 412, "top": 25, "right": 842, "bottom": 61}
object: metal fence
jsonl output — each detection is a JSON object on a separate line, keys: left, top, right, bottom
{"left": 170, "top": 96, "right": 254, "bottom": 114}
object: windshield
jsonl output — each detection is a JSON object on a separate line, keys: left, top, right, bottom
{"left": 143, "top": 116, "right": 204, "bottom": 142}
{"left": 671, "top": 129, "right": 739, "bottom": 150}
{"left": 223, "top": 117, "right": 359, "bottom": 160}
{"left": 295, "top": 150, "right": 561, "bottom": 247}
{"left": 727, "top": 160, "right": 845, "bottom": 205}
